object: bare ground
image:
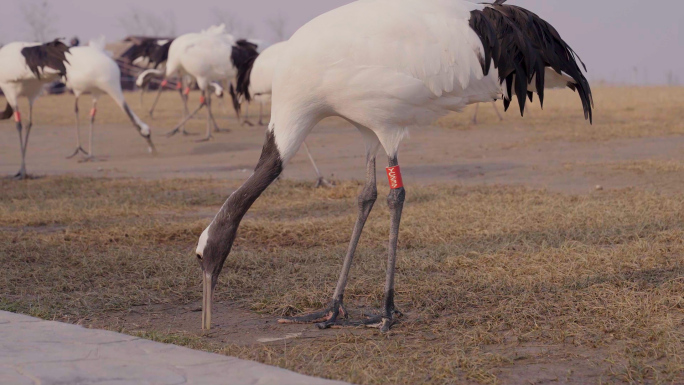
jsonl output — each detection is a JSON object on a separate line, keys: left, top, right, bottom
{"left": 1, "top": 87, "right": 684, "bottom": 194}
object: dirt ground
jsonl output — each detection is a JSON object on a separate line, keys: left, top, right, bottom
{"left": 2, "top": 86, "right": 684, "bottom": 384}
{"left": 2, "top": 86, "right": 684, "bottom": 194}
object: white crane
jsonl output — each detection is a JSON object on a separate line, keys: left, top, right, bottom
{"left": 64, "top": 38, "right": 155, "bottom": 161}
{"left": 0, "top": 40, "right": 70, "bottom": 179}
{"left": 195, "top": 0, "right": 593, "bottom": 331}
{"left": 137, "top": 26, "right": 256, "bottom": 140}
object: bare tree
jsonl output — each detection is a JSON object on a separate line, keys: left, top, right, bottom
{"left": 118, "top": 7, "right": 177, "bottom": 37}
{"left": 267, "top": 13, "right": 289, "bottom": 42}
{"left": 211, "top": 8, "right": 254, "bottom": 38}
{"left": 20, "top": 1, "right": 57, "bottom": 42}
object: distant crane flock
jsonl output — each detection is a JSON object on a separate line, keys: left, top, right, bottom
{"left": 1, "top": 0, "right": 593, "bottom": 334}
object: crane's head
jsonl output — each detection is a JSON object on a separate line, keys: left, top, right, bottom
{"left": 123, "top": 102, "right": 156, "bottom": 155}
{"left": 195, "top": 218, "right": 237, "bottom": 330}
{"left": 194, "top": 129, "right": 283, "bottom": 330}
{"left": 137, "top": 122, "right": 156, "bottom": 154}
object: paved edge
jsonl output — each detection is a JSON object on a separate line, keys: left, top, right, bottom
{"left": 0, "top": 311, "right": 352, "bottom": 385}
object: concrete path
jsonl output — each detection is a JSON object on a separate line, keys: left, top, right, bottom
{"left": 0, "top": 311, "right": 351, "bottom": 385}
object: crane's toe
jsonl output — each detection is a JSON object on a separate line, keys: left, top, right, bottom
{"left": 314, "top": 177, "right": 334, "bottom": 189}
{"left": 278, "top": 302, "right": 348, "bottom": 326}
{"left": 195, "top": 135, "right": 214, "bottom": 143}
{"left": 78, "top": 155, "right": 99, "bottom": 163}
{"left": 358, "top": 309, "right": 403, "bottom": 333}
{"left": 66, "top": 146, "right": 89, "bottom": 159}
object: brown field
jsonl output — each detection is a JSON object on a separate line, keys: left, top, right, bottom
{"left": 1, "top": 86, "right": 684, "bottom": 384}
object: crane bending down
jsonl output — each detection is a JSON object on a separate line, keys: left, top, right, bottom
{"left": 0, "top": 40, "right": 70, "bottom": 179}
{"left": 234, "top": 41, "right": 332, "bottom": 188}
{"left": 195, "top": 0, "right": 593, "bottom": 331}
{"left": 64, "top": 38, "right": 155, "bottom": 161}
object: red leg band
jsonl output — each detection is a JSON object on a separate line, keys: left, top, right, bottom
{"left": 176, "top": 82, "right": 182, "bottom": 90}
{"left": 386, "top": 166, "right": 404, "bottom": 189}
{"left": 14, "top": 111, "right": 21, "bottom": 123}
{"left": 184, "top": 87, "right": 191, "bottom": 96}
{"left": 199, "top": 96, "right": 206, "bottom": 105}
{"left": 90, "top": 108, "right": 97, "bottom": 118}
{"left": 160, "top": 79, "right": 169, "bottom": 87}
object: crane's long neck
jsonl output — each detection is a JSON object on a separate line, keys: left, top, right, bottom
{"left": 204, "top": 129, "right": 283, "bottom": 276}
{"left": 122, "top": 102, "right": 147, "bottom": 131}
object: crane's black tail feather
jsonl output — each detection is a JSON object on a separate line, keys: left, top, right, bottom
{"left": 232, "top": 40, "right": 260, "bottom": 105}
{"left": 470, "top": 3, "right": 593, "bottom": 123}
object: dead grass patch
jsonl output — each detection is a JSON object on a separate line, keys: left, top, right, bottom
{"left": 1, "top": 177, "right": 683, "bottom": 384}
{"left": 438, "top": 87, "right": 684, "bottom": 145}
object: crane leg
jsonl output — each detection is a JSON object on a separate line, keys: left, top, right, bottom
{"left": 12, "top": 103, "right": 34, "bottom": 179}
{"left": 279, "top": 151, "right": 377, "bottom": 328}
{"left": 79, "top": 99, "right": 99, "bottom": 163}
{"left": 166, "top": 100, "right": 206, "bottom": 138}
{"left": 195, "top": 91, "right": 214, "bottom": 142}
{"left": 148, "top": 83, "right": 164, "bottom": 118}
{"left": 303, "top": 142, "right": 332, "bottom": 188}
{"left": 207, "top": 97, "right": 226, "bottom": 133}
{"left": 67, "top": 97, "right": 88, "bottom": 159}
{"left": 472, "top": 103, "right": 480, "bottom": 125}
{"left": 358, "top": 155, "right": 405, "bottom": 332}
{"left": 493, "top": 102, "right": 504, "bottom": 121}
{"left": 242, "top": 103, "right": 254, "bottom": 126}
{"left": 180, "top": 83, "right": 194, "bottom": 135}
{"left": 11, "top": 106, "right": 27, "bottom": 179}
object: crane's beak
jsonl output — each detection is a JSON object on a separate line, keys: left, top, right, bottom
{"left": 202, "top": 271, "right": 214, "bottom": 330}
{"left": 145, "top": 136, "right": 157, "bottom": 155}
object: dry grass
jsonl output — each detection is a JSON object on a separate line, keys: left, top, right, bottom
{"left": 438, "top": 87, "right": 684, "bottom": 144}
{"left": 1, "top": 177, "right": 683, "bottom": 384}
{"left": 4, "top": 86, "right": 683, "bottom": 146}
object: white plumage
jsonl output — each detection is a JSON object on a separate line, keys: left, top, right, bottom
{"left": 138, "top": 25, "right": 238, "bottom": 140}
{"left": 249, "top": 41, "right": 287, "bottom": 99}
{"left": 270, "top": 0, "right": 497, "bottom": 161}
{"left": 64, "top": 39, "right": 154, "bottom": 160}
{"left": 243, "top": 41, "right": 288, "bottom": 125}
{"left": 196, "top": 0, "right": 593, "bottom": 331}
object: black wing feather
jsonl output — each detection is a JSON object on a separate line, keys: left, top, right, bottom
{"left": 21, "top": 39, "right": 70, "bottom": 80}
{"left": 470, "top": 3, "right": 593, "bottom": 123}
{"left": 122, "top": 38, "right": 173, "bottom": 69}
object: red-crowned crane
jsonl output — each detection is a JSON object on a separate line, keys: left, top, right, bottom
{"left": 64, "top": 37, "right": 155, "bottom": 161}
{"left": 0, "top": 40, "right": 70, "bottom": 179}
{"left": 195, "top": 0, "right": 593, "bottom": 331}
{"left": 137, "top": 26, "right": 257, "bottom": 140}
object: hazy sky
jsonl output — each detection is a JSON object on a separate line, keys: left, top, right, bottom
{"left": 2, "top": 0, "right": 682, "bottom": 85}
